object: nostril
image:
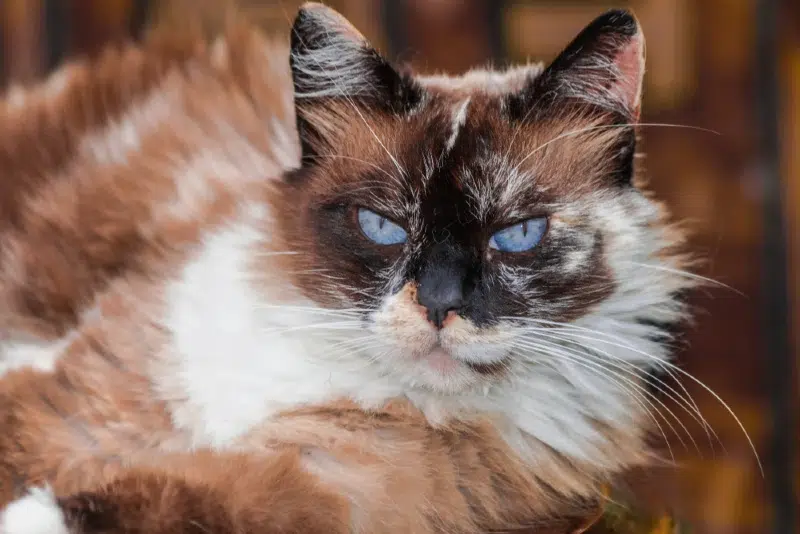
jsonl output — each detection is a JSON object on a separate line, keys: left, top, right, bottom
{"left": 419, "top": 287, "right": 463, "bottom": 328}
{"left": 426, "top": 307, "right": 460, "bottom": 329}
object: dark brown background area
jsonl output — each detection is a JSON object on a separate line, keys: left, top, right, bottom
{"left": 1, "top": 1, "right": 797, "bottom": 533}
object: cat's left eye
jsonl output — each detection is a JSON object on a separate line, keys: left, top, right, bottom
{"left": 357, "top": 208, "right": 408, "bottom": 245}
{"left": 489, "top": 217, "right": 547, "bottom": 253}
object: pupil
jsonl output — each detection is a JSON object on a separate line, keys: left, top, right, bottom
{"left": 378, "top": 217, "right": 386, "bottom": 230}
{"left": 522, "top": 221, "right": 529, "bottom": 236}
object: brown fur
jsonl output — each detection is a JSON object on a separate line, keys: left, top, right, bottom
{"left": 0, "top": 5, "right": 671, "bottom": 534}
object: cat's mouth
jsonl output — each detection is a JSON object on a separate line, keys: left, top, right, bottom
{"left": 375, "top": 284, "right": 513, "bottom": 387}
{"left": 417, "top": 346, "right": 460, "bottom": 374}
{"left": 417, "top": 344, "right": 511, "bottom": 377}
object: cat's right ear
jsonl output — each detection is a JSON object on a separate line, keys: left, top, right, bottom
{"left": 290, "top": 3, "right": 421, "bottom": 162}
{"left": 510, "top": 9, "right": 645, "bottom": 121}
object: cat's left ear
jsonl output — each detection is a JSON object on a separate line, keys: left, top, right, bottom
{"left": 290, "top": 3, "right": 421, "bottom": 160}
{"left": 515, "top": 9, "right": 645, "bottom": 120}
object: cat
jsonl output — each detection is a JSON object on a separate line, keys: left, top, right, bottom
{"left": 0, "top": 3, "right": 693, "bottom": 533}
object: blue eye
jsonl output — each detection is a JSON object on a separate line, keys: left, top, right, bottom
{"left": 357, "top": 208, "right": 408, "bottom": 245}
{"left": 489, "top": 218, "right": 547, "bottom": 252}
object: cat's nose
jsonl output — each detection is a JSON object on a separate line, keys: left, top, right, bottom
{"left": 417, "top": 270, "right": 465, "bottom": 329}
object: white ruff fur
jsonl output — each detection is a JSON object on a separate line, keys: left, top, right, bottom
{"left": 157, "top": 190, "right": 684, "bottom": 465}
{"left": 157, "top": 205, "right": 403, "bottom": 448}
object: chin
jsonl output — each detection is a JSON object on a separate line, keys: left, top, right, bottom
{"left": 372, "top": 341, "right": 511, "bottom": 395}
{"left": 409, "top": 362, "right": 481, "bottom": 394}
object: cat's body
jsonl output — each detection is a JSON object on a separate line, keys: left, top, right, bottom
{"left": 0, "top": 4, "right": 692, "bottom": 533}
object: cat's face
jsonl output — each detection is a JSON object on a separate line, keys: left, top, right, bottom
{"left": 272, "top": 4, "right": 686, "bottom": 393}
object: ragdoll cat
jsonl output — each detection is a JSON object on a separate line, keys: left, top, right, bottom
{"left": 0, "top": 3, "right": 692, "bottom": 533}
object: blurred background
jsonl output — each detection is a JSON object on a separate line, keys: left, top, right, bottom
{"left": 0, "top": 0, "right": 797, "bottom": 532}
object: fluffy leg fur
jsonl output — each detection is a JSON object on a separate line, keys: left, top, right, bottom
{"left": 2, "top": 450, "right": 603, "bottom": 534}
{"left": 3, "top": 451, "right": 350, "bottom": 534}
{"left": 0, "top": 364, "right": 604, "bottom": 533}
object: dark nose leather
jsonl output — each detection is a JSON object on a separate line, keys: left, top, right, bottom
{"left": 417, "top": 248, "right": 468, "bottom": 328}
{"left": 418, "top": 277, "right": 464, "bottom": 328}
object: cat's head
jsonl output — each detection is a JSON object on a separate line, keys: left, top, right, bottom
{"left": 270, "top": 3, "right": 690, "bottom": 394}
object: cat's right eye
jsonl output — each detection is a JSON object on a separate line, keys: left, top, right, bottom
{"left": 357, "top": 208, "right": 408, "bottom": 245}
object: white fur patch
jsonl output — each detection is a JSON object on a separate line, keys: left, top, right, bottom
{"left": 1, "top": 488, "right": 69, "bottom": 534}
{"left": 0, "top": 335, "right": 73, "bottom": 376}
{"left": 418, "top": 64, "right": 544, "bottom": 95}
{"left": 78, "top": 90, "right": 173, "bottom": 166}
{"left": 444, "top": 98, "right": 470, "bottom": 152}
{"left": 157, "top": 208, "right": 402, "bottom": 447}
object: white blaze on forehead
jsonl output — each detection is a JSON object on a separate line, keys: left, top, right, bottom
{"left": 444, "top": 98, "right": 471, "bottom": 152}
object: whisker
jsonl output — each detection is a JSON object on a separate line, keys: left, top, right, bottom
{"left": 511, "top": 320, "right": 761, "bottom": 474}
{"left": 516, "top": 316, "right": 713, "bottom": 438}
{"left": 532, "top": 321, "right": 726, "bottom": 451}
{"left": 259, "top": 320, "right": 365, "bottom": 336}
{"left": 511, "top": 340, "right": 678, "bottom": 461}
{"left": 511, "top": 123, "right": 721, "bottom": 175}
{"left": 322, "top": 336, "right": 386, "bottom": 360}
{"left": 252, "top": 251, "right": 302, "bottom": 257}
{"left": 256, "top": 304, "right": 370, "bottom": 315}
{"left": 513, "top": 338, "right": 696, "bottom": 455}
{"left": 505, "top": 317, "right": 724, "bottom": 452}
{"left": 618, "top": 261, "right": 746, "bottom": 296}
{"left": 525, "top": 328, "right": 721, "bottom": 452}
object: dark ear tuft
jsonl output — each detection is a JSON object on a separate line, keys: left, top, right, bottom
{"left": 290, "top": 4, "right": 367, "bottom": 99}
{"left": 289, "top": 3, "right": 421, "bottom": 162}
{"left": 511, "top": 9, "right": 645, "bottom": 121}
{"left": 290, "top": 3, "right": 420, "bottom": 109}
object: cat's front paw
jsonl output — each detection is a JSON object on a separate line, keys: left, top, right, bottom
{"left": 0, "top": 487, "right": 69, "bottom": 534}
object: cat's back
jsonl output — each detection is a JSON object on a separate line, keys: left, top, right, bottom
{"left": 0, "top": 24, "right": 298, "bottom": 342}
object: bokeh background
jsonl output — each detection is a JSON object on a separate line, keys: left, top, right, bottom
{"left": 1, "top": 1, "right": 797, "bottom": 533}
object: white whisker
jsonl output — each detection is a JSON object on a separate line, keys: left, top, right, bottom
{"left": 508, "top": 318, "right": 761, "bottom": 475}
{"left": 511, "top": 339, "right": 679, "bottom": 461}
{"left": 618, "top": 261, "right": 745, "bottom": 296}
{"left": 523, "top": 328, "right": 721, "bottom": 452}
{"left": 513, "top": 337, "right": 695, "bottom": 455}
{"left": 511, "top": 123, "right": 720, "bottom": 175}
{"left": 509, "top": 318, "right": 717, "bottom": 438}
